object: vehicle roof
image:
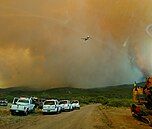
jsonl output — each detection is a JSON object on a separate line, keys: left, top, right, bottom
{"left": 18, "top": 97, "right": 30, "bottom": 100}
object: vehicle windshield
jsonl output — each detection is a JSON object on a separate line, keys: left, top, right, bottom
{"left": 44, "top": 101, "right": 55, "bottom": 105}
{"left": 72, "top": 100, "right": 78, "bottom": 103}
{"left": 17, "top": 99, "right": 29, "bottom": 103}
{"left": 59, "top": 101, "right": 67, "bottom": 104}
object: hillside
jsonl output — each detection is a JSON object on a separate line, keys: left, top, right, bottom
{"left": 0, "top": 82, "right": 145, "bottom": 107}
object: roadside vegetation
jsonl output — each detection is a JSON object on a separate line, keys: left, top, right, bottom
{"left": 0, "top": 83, "right": 145, "bottom": 107}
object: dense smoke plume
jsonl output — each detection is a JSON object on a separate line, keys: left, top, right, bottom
{"left": 0, "top": 0, "right": 151, "bottom": 89}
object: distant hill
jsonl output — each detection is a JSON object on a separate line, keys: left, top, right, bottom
{"left": 0, "top": 82, "right": 145, "bottom": 103}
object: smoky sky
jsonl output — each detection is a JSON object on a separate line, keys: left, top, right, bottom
{"left": 0, "top": 0, "right": 151, "bottom": 89}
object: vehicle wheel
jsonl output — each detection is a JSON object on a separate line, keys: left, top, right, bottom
{"left": 24, "top": 111, "right": 28, "bottom": 116}
{"left": 71, "top": 107, "right": 73, "bottom": 111}
{"left": 43, "top": 112, "right": 46, "bottom": 115}
{"left": 11, "top": 111, "right": 15, "bottom": 116}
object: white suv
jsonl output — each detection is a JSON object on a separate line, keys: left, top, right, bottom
{"left": 10, "top": 97, "right": 35, "bottom": 115}
{"left": 59, "top": 100, "right": 73, "bottom": 111}
{"left": 71, "top": 100, "right": 80, "bottom": 109}
{"left": 42, "top": 99, "right": 61, "bottom": 114}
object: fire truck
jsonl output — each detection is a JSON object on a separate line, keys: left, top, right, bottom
{"left": 131, "top": 77, "right": 152, "bottom": 126}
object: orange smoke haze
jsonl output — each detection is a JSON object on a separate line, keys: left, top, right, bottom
{"left": 0, "top": 0, "right": 151, "bottom": 89}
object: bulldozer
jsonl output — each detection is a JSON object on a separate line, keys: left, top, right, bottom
{"left": 131, "top": 77, "right": 152, "bottom": 126}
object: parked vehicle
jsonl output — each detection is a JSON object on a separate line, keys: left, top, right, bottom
{"left": 71, "top": 100, "right": 80, "bottom": 109}
{"left": 59, "top": 100, "right": 73, "bottom": 111}
{"left": 0, "top": 99, "right": 8, "bottom": 106}
{"left": 10, "top": 97, "right": 35, "bottom": 115}
{"left": 42, "top": 99, "right": 61, "bottom": 114}
{"left": 12, "top": 97, "right": 19, "bottom": 104}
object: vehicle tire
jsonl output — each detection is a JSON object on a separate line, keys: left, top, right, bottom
{"left": 24, "top": 111, "right": 28, "bottom": 116}
{"left": 11, "top": 111, "right": 15, "bottom": 116}
{"left": 71, "top": 106, "right": 73, "bottom": 111}
{"left": 43, "top": 112, "right": 46, "bottom": 115}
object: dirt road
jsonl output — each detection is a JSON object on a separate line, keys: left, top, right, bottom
{"left": 2, "top": 104, "right": 152, "bottom": 129}
{"left": 10, "top": 105, "right": 100, "bottom": 129}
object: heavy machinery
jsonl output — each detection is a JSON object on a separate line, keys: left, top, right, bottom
{"left": 131, "top": 77, "right": 152, "bottom": 126}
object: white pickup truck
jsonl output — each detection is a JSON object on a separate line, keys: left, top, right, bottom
{"left": 42, "top": 99, "right": 61, "bottom": 114}
{"left": 10, "top": 97, "right": 35, "bottom": 115}
{"left": 71, "top": 100, "right": 80, "bottom": 109}
{"left": 59, "top": 100, "right": 73, "bottom": 111}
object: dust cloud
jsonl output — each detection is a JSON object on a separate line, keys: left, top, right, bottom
{"left": 0, "top": 0, "right": 151, "bottom": 89}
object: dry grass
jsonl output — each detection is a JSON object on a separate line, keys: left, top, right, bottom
{"left": 0, "top": 109, "right": 10, "bottom": 116}
{"left": 0, "top": 106, "right": 39, "bottom": 129}
{"left": 98, "top": 105, "right": 151, "bottom": 129}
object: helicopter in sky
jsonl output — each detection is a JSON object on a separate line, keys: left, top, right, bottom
{"left": 81, "top": 36, "right": 91, "bottom": 41}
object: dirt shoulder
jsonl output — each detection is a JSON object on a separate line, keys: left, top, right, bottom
{"left": 98, "top": 106, "right": 151, "bottom": 129}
